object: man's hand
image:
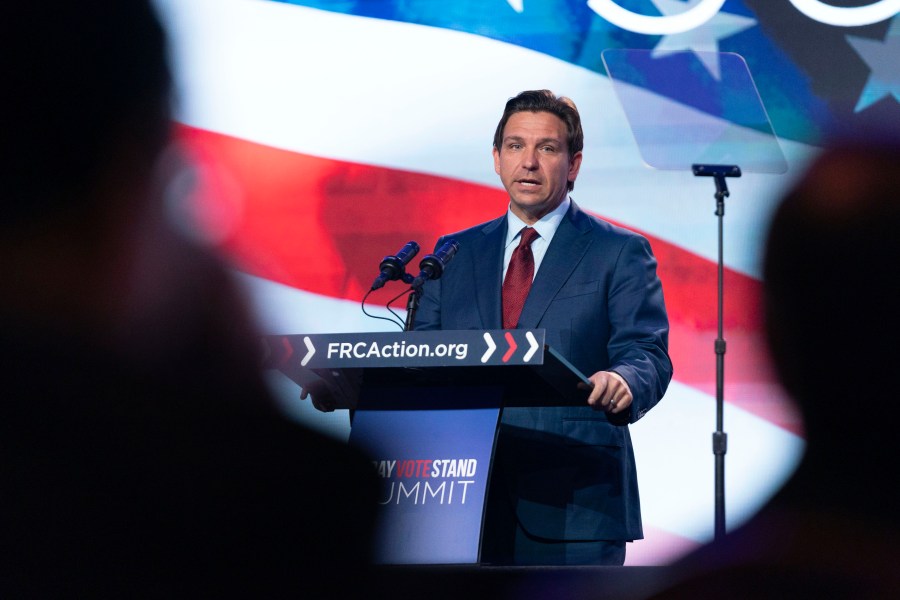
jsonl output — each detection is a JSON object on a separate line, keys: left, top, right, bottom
{"left": 299, "top": 379, "right": 337, "bottom": 413}
{"left": 298, "top": 370, "right": 361, "bottom": 412}
{"left": 581, "top": 371, "right": 633, "bottom": 414}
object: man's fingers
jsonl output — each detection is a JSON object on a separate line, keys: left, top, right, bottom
{"left": 585, "top": 371, "right": 633, "bottom": 413}
{"left": 301, "top": 380, "right": 337, "bottom": 412}
{"left": 608, "top": 393, "right": 632, "bottom": 414}
{"left": 587, "top": 375, "right": 611, "bottom": 409}
{"left": 588, "top": 385, "right": 605, "bottom": 407}
{"left": 312, "top": 397, "right": 335, "bottom": 413}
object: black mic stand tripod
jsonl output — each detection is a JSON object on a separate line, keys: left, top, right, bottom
{"left": 693, "top": 163, "right": 741, "bottom": 543}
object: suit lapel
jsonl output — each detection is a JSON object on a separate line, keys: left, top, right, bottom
{"left": 471, "top": 216, "right": 506, "bottom": 329}
{"left": 517, "top": 201, "right": 593, "bottom": 329}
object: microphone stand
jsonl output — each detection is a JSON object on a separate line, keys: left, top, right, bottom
{"left": 401, "top": 274, "right": 419, "bottom": 332}
{"left": 693, "top": 163, "right": 741, "bottom": 543}
{"left": 403, "top": 239, "right": 459, "bottom": 332}
{"left": 403, "top": 283, "right": 420, "bottom": 332}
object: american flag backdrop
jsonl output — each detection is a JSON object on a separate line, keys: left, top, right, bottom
{"left": 152, "top": 0, "right": 900, "bottom": 565}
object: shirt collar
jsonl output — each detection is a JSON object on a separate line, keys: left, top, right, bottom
{"left": 505, "top": 196, "right": 570, "bottom": 248}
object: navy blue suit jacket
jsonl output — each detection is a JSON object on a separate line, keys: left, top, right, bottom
{"left": 414, "top": 200, "right": 671, "bottom": 542}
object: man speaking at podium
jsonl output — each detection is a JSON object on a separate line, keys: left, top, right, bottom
{"left": 413, "top": 90, "right": 672, "bottom": 566}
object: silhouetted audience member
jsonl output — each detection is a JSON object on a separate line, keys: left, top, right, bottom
{"left": 643, "top": 140, "right": 900, "bottom": 598}
{"left": 1, "top": 3, "right": 377, "bottom": 596}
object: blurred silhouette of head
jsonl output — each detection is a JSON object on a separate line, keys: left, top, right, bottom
{"left": 1, "top": 7, "right": 382, "bottom": 597}
{"left": 1, "top": 2, "right": 171, "bottom": 229}
{"left": 763, "top": 139, "right": 900, "bottom": 476}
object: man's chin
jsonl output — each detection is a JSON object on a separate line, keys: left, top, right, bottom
{"left": 510, "top": 199, "right": 559, "bottom": 223}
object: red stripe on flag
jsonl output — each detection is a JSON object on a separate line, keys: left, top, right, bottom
{"left": 176, "top": 125, "right": 801, "bottom": 435}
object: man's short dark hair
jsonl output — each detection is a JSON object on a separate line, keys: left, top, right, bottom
{"left": 492, "top": 90, "right": 584, "bottom": 191}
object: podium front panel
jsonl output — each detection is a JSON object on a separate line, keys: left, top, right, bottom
{"left": 350, "top": 386, "right": 502, "bottom": 564}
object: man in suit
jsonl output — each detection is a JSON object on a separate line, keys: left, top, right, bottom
{"left": 414, "top": 90, "right": 672, "bottom": 565}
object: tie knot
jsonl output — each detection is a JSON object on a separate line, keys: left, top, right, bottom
{"left": 517, "top": 227, "right": 540, "bottom": 248}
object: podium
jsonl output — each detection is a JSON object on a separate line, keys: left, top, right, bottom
{"left": 262, "top": 329, "right": 590, "bottom": 565}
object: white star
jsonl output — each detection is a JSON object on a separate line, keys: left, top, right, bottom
{"left": 650, "top": 0, "right": 757, "bottom": 79}
{"left": 847, "top": 16, "right": 900, "bottom": 113}
{"left": 506, "top": 0, "right": 524, "bottom": 14}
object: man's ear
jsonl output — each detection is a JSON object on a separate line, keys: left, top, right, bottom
{"left": 568, "top": 151, "right": 583, "bottom": 184}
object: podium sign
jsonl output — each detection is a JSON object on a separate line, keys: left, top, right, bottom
{"left": 264, "top": 329, "right": 545, "bottom": 370}
{"left": 263, "top": 329, "right": 589, "bottom": 408}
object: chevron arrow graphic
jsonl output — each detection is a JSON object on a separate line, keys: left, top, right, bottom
{"left": 300, "top": 336, "right": 316, "bottom": 366}
{"left": 523, "top": 331, "right": 539, "bottom": 362}
{"left": 481, "top": 332, "right": 496, "bottom": 363}
{"left": 502, "top": 332, "right": 518, "bottom": 363}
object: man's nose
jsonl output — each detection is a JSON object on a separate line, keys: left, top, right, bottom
{"left": 522, "top": 148, "right": 539, "bottom": 169}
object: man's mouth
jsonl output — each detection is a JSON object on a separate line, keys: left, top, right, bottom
{"left": 516, "top": 178, "right": 541, "bottom": 187}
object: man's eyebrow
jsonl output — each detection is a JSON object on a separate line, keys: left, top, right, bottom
{"left": 502, "top": 135, "right": 563, "bottom": 145}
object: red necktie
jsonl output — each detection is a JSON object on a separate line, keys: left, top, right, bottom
{"left": 502, "top": 227, "right": 540, "bottom": 329}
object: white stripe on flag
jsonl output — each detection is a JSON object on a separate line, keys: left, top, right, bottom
{"left": 155, "top": 0, "right": 818, "bottom": 278}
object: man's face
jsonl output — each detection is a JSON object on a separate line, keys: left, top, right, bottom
{"left": 493, "top": 110, "right": 582, "bottom": 224}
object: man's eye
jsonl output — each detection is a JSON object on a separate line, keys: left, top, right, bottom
{"left": 541, "top": 146, "right": 556, "bottom": 153}
{"left": 509, "top": 143, "right": 522, "bottom": 150}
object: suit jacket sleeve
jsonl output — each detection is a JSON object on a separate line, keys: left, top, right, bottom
{"left": 605, "top": 234, "right": 672, "bottom": 423}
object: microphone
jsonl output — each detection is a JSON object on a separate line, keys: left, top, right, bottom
{"left": 371, "top": 241, "right": 420, "bottom": 290}
{"left": 412, "top": 239, "right": 459, "bottom": 289}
